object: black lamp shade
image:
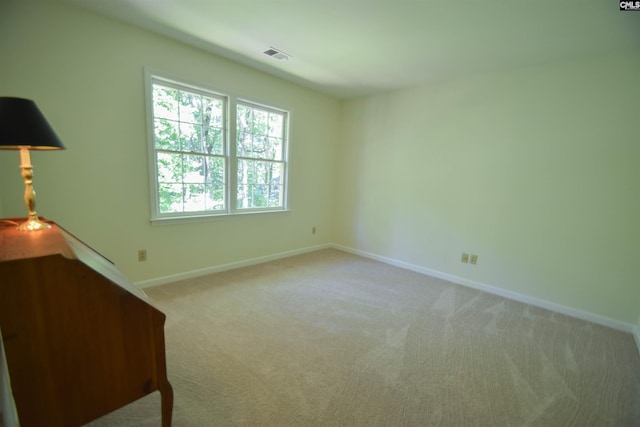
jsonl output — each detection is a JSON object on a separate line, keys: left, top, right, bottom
{"left": 0, "top": 97, "right": 65, "bottom": 150}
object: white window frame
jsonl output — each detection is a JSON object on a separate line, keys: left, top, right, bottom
{"left": 145, "top": 71, "right": 290, "bottom": 224}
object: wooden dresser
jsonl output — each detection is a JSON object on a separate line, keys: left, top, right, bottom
{"left": 0, "top": 218, "right": 173, "bottom": 426}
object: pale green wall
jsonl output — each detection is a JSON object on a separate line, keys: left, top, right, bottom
{"left": 0, "top": 0, "right": 339, "bottom": 281}
{"left": 336, "top": 53, "right": 640, "bottom": 324}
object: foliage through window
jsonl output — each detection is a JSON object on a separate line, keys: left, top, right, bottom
{"left": 147, "top": 74, "right": 289, "bottom": 220}
{"left": 236, "top": 103, "right": 286, "bottom": 209}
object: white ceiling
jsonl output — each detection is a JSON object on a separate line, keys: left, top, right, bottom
{"left": 64, "top": 0, "right": 639, "bottom": 99}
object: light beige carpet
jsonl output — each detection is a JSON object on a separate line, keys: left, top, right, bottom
{"left": 87, "top": 249, "right": 640, "bottom": 426}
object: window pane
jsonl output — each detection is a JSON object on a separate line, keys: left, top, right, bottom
{"left": 185, "top": 183, "right": 206, "bottom": 211}
{"left": 236, "top": 131, "right": 250, "bottom": 157}
{"left": 268, "top": 112, "right": 283, "bottom": 137}
{"left": 154, "top": 119, "right": 180, "bottom": 151}
{"left": 158, "top": 183, "right": 183, "bottom": 213}
{"left": 183, "top": 154, "right": 205, "bottom": 183}
{"left": 236, "top": 104, "right": 285, "bottom": 161}
{"left": 237, "top": 104, "right": 251, "bottom": 132}
{"left": 204, "top": 156, "right": 225, "bottom": 186}
{"left": 157, "top": 152, "right": 183, "bottom": 183}
{"left": 187, "top": 182, "right": 224, "bottom": 212}
{"left": 179, "top": 92, "right": 201, "bottom": 124}
{"left": 237, "top": 159, "right": 284, "bottom": 209}
{"left": 205, "top": 128, "right": 223, "bottom": 155}
{"left": 153, "top": 86, "right": 179, "bottom": 120}
{"left": 205, "top": 184, "right": 225, "bottom": 211}
{"left": 204, "top": 97, "right": 224, "bottom": 128}
{"left": 253, "top": 109, "right": 268, "bottom": 135}
{"left": 204, "top": 156, "right": 225, "bottom": 211}
{"left": 180, "top": 122, "right": 203, "bottom": 153}
{"left": 236, "top": 135, "right": 282, "bottom": 160}
{"left": 267, "top": 137, "right": 283, "bottom": 160}
{"left": 252, "top": 135, "right": 266, "bottom": 156}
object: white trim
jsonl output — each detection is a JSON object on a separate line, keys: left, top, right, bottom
{"left": 135, "top": 243, "right": 332, "bottom": 288}
{"left": 143, "top": 68, "right": 159, "bottom": 221}
{"left": 331, "top": 244, "right": 635, "bottom": 333}
{"left": 150, "top": 208, "right": 291, "bottom": 226}
{"left": 135, "top": 242, "right": 637, "bottom": 337}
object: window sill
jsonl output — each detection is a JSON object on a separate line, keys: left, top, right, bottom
{"left": 150, "top": 209, "right": 291, "bottom": 226}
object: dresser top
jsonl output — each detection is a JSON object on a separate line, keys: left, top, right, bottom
{"left": 0, "top": 218, "right": 75, "bottom": 262}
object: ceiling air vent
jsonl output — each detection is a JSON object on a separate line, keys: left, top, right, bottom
{"left": 263, "top": 47, "right": 291, "bottom": 61}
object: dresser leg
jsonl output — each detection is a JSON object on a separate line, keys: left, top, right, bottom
{"left": 160, "top": 382, "right": 173, "bottom": 427}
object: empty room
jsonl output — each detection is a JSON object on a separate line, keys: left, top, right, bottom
{"left": 0, "top": 0, "right": 639, "bottom": 425}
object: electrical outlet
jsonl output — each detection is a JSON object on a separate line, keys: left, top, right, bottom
{"left": 138, "top": 249, "right": 147, "bottom": 262}
{"left": 470, "top": 254, "right": 478, "bottom": 265}
{"left": 461, "top": 253, "right": 469, "bottom": 263}
{"left": 312, "top": 226, "right": 316, "bottom": 235}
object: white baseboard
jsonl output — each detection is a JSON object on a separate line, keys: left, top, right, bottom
{"left": 331, "top": 244, "right": 635, "bottom": 334}
{"left": 135, "top": 243, "right": 332, "bottom": 289}
{"left": 135, "top": 242, "right": 637, "bottom": 340}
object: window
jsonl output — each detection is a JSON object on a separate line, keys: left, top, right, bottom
{"left": 236, "top": 102, "right": 286, "bottom": 209}
{"left": 146, "top": 74, "right": 289, "bottom": 222}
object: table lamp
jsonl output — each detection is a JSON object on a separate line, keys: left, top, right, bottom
{"left": 0, "top": 97, "right": 66, "bottom": 231}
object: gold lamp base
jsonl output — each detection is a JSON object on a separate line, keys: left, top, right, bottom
{"left": 17, "top": 216, "right": 51, "bottom": 231}
{"left": 14, "top": 147, "right": 53, "bottom": 232}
